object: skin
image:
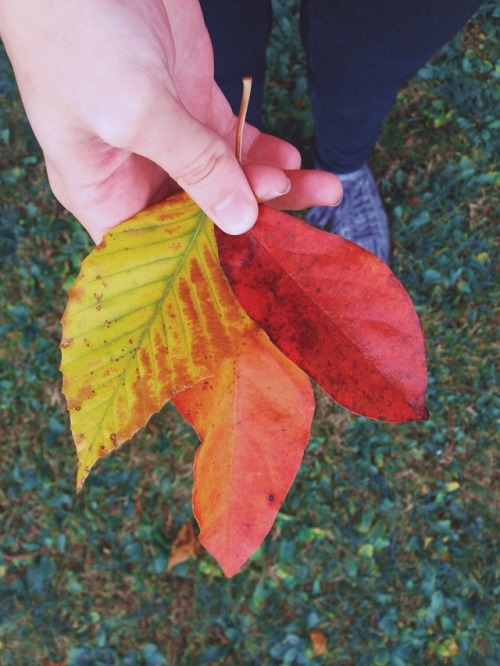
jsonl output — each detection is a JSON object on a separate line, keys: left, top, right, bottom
{"left": 0, "top": 0, "right": 342, "bottom": 244}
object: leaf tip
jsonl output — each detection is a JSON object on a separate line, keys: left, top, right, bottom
{"left": 197, "top": 533, "right": 247, "bottom": 578}
{"left": 416, "top": 403, "right": 430, "bottom": 421}
{"left": 217, "top": 554, "right": 246, "bottom": 578}
{"left": 75, "top": 469, "right": 87, "bottom": 494}
{"left": 75, "top": 452, "right": 94, "bottom": 493}
{"left": 221, "top": 564, "right": 243, "bottom": 578}
{"left": 403, "top": 393, "right": 429, "bottom": 422}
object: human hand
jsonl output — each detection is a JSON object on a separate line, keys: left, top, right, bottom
{"left": 0, "top": 0, "right": 342, "bottom": 243}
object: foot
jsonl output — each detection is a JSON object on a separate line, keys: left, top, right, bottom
{"left": 306, "top": 164, "right": 390, "bottom": 263}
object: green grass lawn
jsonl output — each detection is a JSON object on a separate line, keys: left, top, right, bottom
{"left": 1, "top": 2, "right": 498, "bottom": 664}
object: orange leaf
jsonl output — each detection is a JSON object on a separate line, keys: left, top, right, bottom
{"left": 60, "top": 193, "right": 253, "bottom": 490}
{"left": 174, "top": 326, "right": 315, "bottom": 577}
{"left": 167, "top": 522, "right": 201, "bottom": 571}
{"left": 309, "top": 629, "right": 328, "bottom": 656}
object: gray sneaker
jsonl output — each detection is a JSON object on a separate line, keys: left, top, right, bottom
{"left": 306, "top": 164, "right": 390, "bottom": 263}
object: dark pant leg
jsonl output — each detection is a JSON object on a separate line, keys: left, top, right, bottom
{"left": 300, "top": 0, "right": 484, "bottom": 173}
{"left": 199, "top": 0, "right": 272, "bottom": 128}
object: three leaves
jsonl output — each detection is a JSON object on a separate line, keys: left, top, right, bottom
{"left": 60, "top": 191, "right": 427, "bottom": 576}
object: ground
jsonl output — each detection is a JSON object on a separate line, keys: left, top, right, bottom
{"left": 0, "top": 1, "right": 498, "bottom": 664}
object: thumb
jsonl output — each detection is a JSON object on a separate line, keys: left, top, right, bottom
{"left": 127, "top": 99, "right": 258, "bottom": 234}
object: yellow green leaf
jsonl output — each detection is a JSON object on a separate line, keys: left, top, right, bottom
{"left": 432, "top": 638, "right": 460, "bottom": 659}
{"left": 358, "top": 543, "right": 374, "bottom": 558}
{"left": 423, "top": 536, "right": 434, "bottom": 549}
{"left": 60, "top": 192, "right": 253, "bottom": 491}
{"left": 474, "top": 252, "right": 489, "bottom": 264}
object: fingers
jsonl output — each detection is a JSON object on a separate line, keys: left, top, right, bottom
{"left": 235, "top": 130, "right": 343, "bottom": 210}
{"left": 242, "top": 163, "right": 291, "bottom": 202}
{"left": 207, "top": 87, "right": 302, "bottom": 171}
{"left": 244, "top": 128, "right": 302, "bottom": 171}
{"left": 126, "top": 98, "right": 260, "bottom": 234}
{"left": 264, "top": 169, "right": 343, "bottom": 210}
{"left": 239, "top": 166, "right": 342, "bottom": 210}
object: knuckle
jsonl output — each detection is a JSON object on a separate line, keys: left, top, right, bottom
{"left": 94, "top": 95, "right": 154, "bottom": 149}
{"left": 173, "top": 143, "right": 228, "bottom": 189}
{"left": 96, "top": 114, "right": 141, "bottom": 149}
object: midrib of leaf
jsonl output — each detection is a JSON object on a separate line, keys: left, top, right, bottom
{"left": 80, "top": 206, "right": 207, "bottom": 464}
{"left": 250, "top": 228, "right": 411, "bottom": 390}
{"left": 207, "top": 341, "right": 276, "bottom": 541}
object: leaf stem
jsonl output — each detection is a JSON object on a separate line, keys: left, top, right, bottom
{"left": 235, "top": 76, "right": 253, "bottom": 164}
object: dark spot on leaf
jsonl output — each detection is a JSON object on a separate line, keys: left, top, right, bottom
{"left": 268, "top": 494, "right": 275, "bottom": 503}
{"left": 96, "top": 305, "right": 102, "bottom": 311}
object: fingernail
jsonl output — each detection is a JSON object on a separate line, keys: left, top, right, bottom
{"left": 260, "top": 178, "right": 292, "bottom": 201}
{"left": 213, "top": 192, "right": 258, "bottom": 234}
{"left": 331, "top": 190, "right": 343, "bottom": 207}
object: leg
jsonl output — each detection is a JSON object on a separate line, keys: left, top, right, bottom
{"left": 300, "top": 0, "right": 484, "bottom": 174}
{"left": 199, "top": 0, "right": 272, "bottom": 128}
{"left": 302, "top": 0, "right": 483, "bottom": 263}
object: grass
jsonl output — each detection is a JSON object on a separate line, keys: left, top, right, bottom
{"left": 1, "top": 1, "right": 499, "bottom": 664}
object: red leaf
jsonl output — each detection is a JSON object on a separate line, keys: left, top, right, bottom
{"left": 173, "top": 326, "right": 315, "bottom": 577}
{"left": 216, "top": 205, "right": 428, "bottom": 422}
